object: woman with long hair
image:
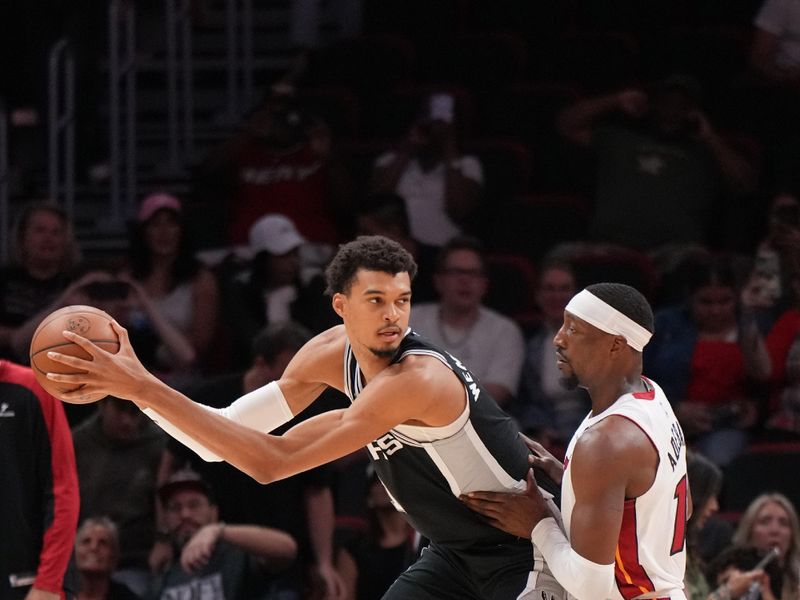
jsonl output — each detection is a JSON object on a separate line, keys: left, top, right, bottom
{"left": 732, "top": 493, "right": 800, "bottom": 600}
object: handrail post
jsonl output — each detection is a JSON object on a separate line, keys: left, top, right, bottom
{"left": 47, "top": 38, "right": 76, "bottom": 219}
{"left": 0, "top": 98, "right": 8, "bottom": 264}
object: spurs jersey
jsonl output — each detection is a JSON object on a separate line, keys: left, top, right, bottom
{"left": 344, "top": 329, "right": 560, "bottom": 549}
{"left": 561, "top": 377, "right": 688, "bottom": 600}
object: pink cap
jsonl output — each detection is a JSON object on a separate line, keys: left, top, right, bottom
{"left": 137, "top": 192, "right": 182, "bottom": 222}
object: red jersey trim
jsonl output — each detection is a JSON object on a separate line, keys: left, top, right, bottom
{"left": 632, "top": 376, "right": 656, "bottom": 400}
{"left": 615, "top": 498, "right": 657, "bottom": 599}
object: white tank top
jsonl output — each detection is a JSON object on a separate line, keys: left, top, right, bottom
{"left": 561, "top": 377, "right": 688, "bottom": 600}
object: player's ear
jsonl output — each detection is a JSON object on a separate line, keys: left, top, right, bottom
{"left": 331, "top": 293, "right": 346, "bottom": 318}
{"left": 610, "top": 335, "right": 628, "bottom": 354}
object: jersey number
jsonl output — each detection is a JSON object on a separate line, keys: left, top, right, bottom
{"left": 670, "top": 475, "right": 688, "bottom": 555}
{"left": 367, "top": 434, "right": 404, "bottom": 460}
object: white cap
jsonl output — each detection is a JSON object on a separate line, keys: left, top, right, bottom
{"left": 248, "top": 214, "right": 306, "bottom": 256}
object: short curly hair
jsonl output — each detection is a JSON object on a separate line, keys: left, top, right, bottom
{"left": 324, "top": 235, "right": 418, "bottom": 296}
{"left": 585, "top": 282, "right": 654, "bottom": 333}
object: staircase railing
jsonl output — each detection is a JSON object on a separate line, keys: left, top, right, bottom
{"left": 222, "top": 0, "right": 255, "bottom": 122}
{"left": 47, "top": 37, "right": 76, "bottom": 219}
{"left": 165, "top": 0, "right": 194, "bottom": 173}
{"left": 0, "top": 98, "right": 8, "bottom": 263}
{"left": 108, "top": 0, "right": 137, "bottom": 226}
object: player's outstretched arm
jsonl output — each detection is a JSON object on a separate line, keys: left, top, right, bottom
{"left": 46, "top": 321, "right": 441, "bottom": 483}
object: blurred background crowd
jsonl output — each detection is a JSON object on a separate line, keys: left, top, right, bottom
{"left": 2, "top": 1, "right": 800, "bottom": 599}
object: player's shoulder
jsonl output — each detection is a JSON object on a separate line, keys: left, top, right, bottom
{"left": 584, "top": 413, "right": 652, "bottom": 451}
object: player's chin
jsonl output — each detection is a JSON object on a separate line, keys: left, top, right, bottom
{"left": 369, "top": 342, "right": 400, "bottom": 358}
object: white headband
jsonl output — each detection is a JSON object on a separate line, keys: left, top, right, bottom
{"left": 565, "top": 289, "right": 652, "bottom": 352}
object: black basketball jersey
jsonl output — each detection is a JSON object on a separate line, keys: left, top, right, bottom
{"left": 344, "top": 329, "right": 558, "bottom": 550}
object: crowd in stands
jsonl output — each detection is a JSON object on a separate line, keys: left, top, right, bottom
{"left": 3, "top": 0, "right": 800, "bottom": 598}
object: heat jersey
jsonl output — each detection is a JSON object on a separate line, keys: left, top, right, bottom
{"left": 561, "top": 377, "right": 688, "bottom": 600}
{"left": 343, "top": 329, "right": 559, "bottom": 550}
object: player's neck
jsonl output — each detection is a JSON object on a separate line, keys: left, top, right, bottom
{"left": 589, "top": 372, "right": 646, "bottom": 415}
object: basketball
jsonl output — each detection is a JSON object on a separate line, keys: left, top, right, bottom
{"left": 29, "top": 305, "right": 120, "bottom": 403}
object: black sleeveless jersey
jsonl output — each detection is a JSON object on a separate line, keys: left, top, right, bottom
{"left": 344, "top": 329, "right": 559, "bottom": 550}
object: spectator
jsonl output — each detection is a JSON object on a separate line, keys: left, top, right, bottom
{"left": 557, "top": 74, "right": 757, "bottom": 254}
{"left": 75, "top": 517, "right": 140, "bottom": 600}
{"left": 750, "top": 0, "right": 800, "bottom": 85}
{"left": 764, "top": 265, "right": 800, "bottom": 436}
{"left": 0, "top": 202, "right": 81, "bottom": 361}
{"left": 409, "top": 236, "right": 525, "bottom": 407}
{"left": 644, "top": 256, "right": 771, "bottom": 466}
{"left": 742, "top": 191, "right": 800, "bottom": 329}
{"left": 512, "top": 259, "right": 590, "bottom": 447}
{"left": 219, "top": 214, "right": 337, "bottom": 369}
{"left": 150, "top": 468, "right": 298, "bottom": 600}
{"left": 122, "top": 192, "right": 220, "bottom": 385}
{"left": 354, "top": 193, "right": 438, "bottom": 304}
{"left": 731, "top": 493, "right": 800, "bottom": 600}
{"left": 0, "top": 359, "right": 80, "bottom": 600}
{"left": 335, "top": 467, "right": 416, "bottom": 600}
{"left": 160, "top": 322, "right": 347, "bottom": 600}
{"left": 371, "top": 92, "right": 483, "bottom": 248}
{"left": 684, "top": 451, "right": 723, "bottom": 600}
{"left": 200, "top": 83, "right": 352, "bottom": 248}
{"left": 71, "top": 397, "right": 166, "bottom": 596}
{"left": 707, "top": 546, "right": 783, "bottom": 600}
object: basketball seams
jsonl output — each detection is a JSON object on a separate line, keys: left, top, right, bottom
{"left": 30, "top": 305, "right": 114, "bottom": 346}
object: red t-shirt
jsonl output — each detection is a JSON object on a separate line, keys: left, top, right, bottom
{"left": 685, "top": 339, "right": 747, "bottom": 406}
{"left": 228, "top": 140, "right": 340, "bottom": 245}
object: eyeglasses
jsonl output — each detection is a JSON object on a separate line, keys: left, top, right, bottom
{"left": 439, "top": 267, "right": 486, "bottom": 278}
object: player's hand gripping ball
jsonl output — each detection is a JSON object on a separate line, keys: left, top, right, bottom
{"left": 29, "top": 305, "right": 120, "bottom": 403}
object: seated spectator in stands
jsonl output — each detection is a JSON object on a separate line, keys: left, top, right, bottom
{"left": 742, "top": 191, "right": 800, "bottom": 331}
{"left": 150, "top": 468, "right": 298, "bottom": 600}
{"left": 731, "top": 493, "right": 800, "bottom": 600}
{"left": 159, "top": 322, "right": 347, "bottom": 599}
{"left": 684, "top": 452, "right": 723, "bottom": 600}
{"left": 75, "top": 517, "right": 140, "bottom": 600}
{"left": 355, "top": 193, "right": 438, "bottom": 304}
{"left": 644, "top": 256, "right": 771, "bottom": 466}
{"left": 122, "top": 192, "right": 220, "bottom": 386}
{"left": 765, "top": 273, "right": 800, "bottom": 436}
{"left": 751, "top": 0, "right": 800, "bottom": 85}
{"left": 371, "top": 92, "right": 483, "bottom": 248}
{"left": 410, "top": 236, "right": 525, "bottom": 407}
{"left": 557, "top": 74, "right": 757, "bottom": 255}
{"left": 72, "top": 397, "right": 166, "bottom": 597}
{"left": 200, "top": 82, "right": 352, "bottom": 247}
{"left": 219, "top": 214, "right": 337, "bottom": 369}
{"left": 335, "top": 466, "right": 416, "bottom": 600}
{"left": 511, "top": 259, "right": 589, "bottom": 447}
{"left": 0, "top": 202, "right": 81, "bottom": 361}
{"left": 707, "top": 546, "right": 783, "bottom": 600}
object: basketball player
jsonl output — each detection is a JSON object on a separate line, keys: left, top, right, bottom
{"left": 461, "top": 283, "right": 690, "bottom": 600}
{"left": 46, "top": 236, "right": 566, "bottom": 600}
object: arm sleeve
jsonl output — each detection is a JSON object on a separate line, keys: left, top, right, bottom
{"left": 531, "top": 517, "right": 616, "bottom": 600}
{"left": 142, "top": 381, "right": 294, "bottom": 462}
{"left": 33, "top": 388, "right": 80, "bottom": 594}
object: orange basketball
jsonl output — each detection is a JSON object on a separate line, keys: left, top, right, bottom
{"left": 29, "top": 305, "right": 120, "bottom": 403}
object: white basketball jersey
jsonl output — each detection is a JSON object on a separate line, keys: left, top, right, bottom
{"left": 561, "top": 377, "right": 688, "bottom": 600}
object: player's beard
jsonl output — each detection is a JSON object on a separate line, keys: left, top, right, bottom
{"left": 369, "top": 345, "right": 398, "bottom": 358}
{"left": 559, "top": 373, "right": 579, "bottom": 391}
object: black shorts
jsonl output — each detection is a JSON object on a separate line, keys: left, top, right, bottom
{"left": 382, "top": 541, "right": 565, "bottom": 600}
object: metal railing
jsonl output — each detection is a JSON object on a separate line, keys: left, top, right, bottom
{"left": 166, "top": 0, "right": 194, "bottom": 173}
{"left": 223, "top": 0, "right": 255, "bottom": 122}
{"left": 108, "top": 0, "right": 137, "bottom": 226}
{"left": 48, "top": 38, "right": 76, "bottom": 219}
{"left": 0, "top": 98, "right": 8, "bottom": 263}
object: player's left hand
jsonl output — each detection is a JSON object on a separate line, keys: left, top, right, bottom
{"left": 460, "top": 469, "right": 553, "bottom": 538}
